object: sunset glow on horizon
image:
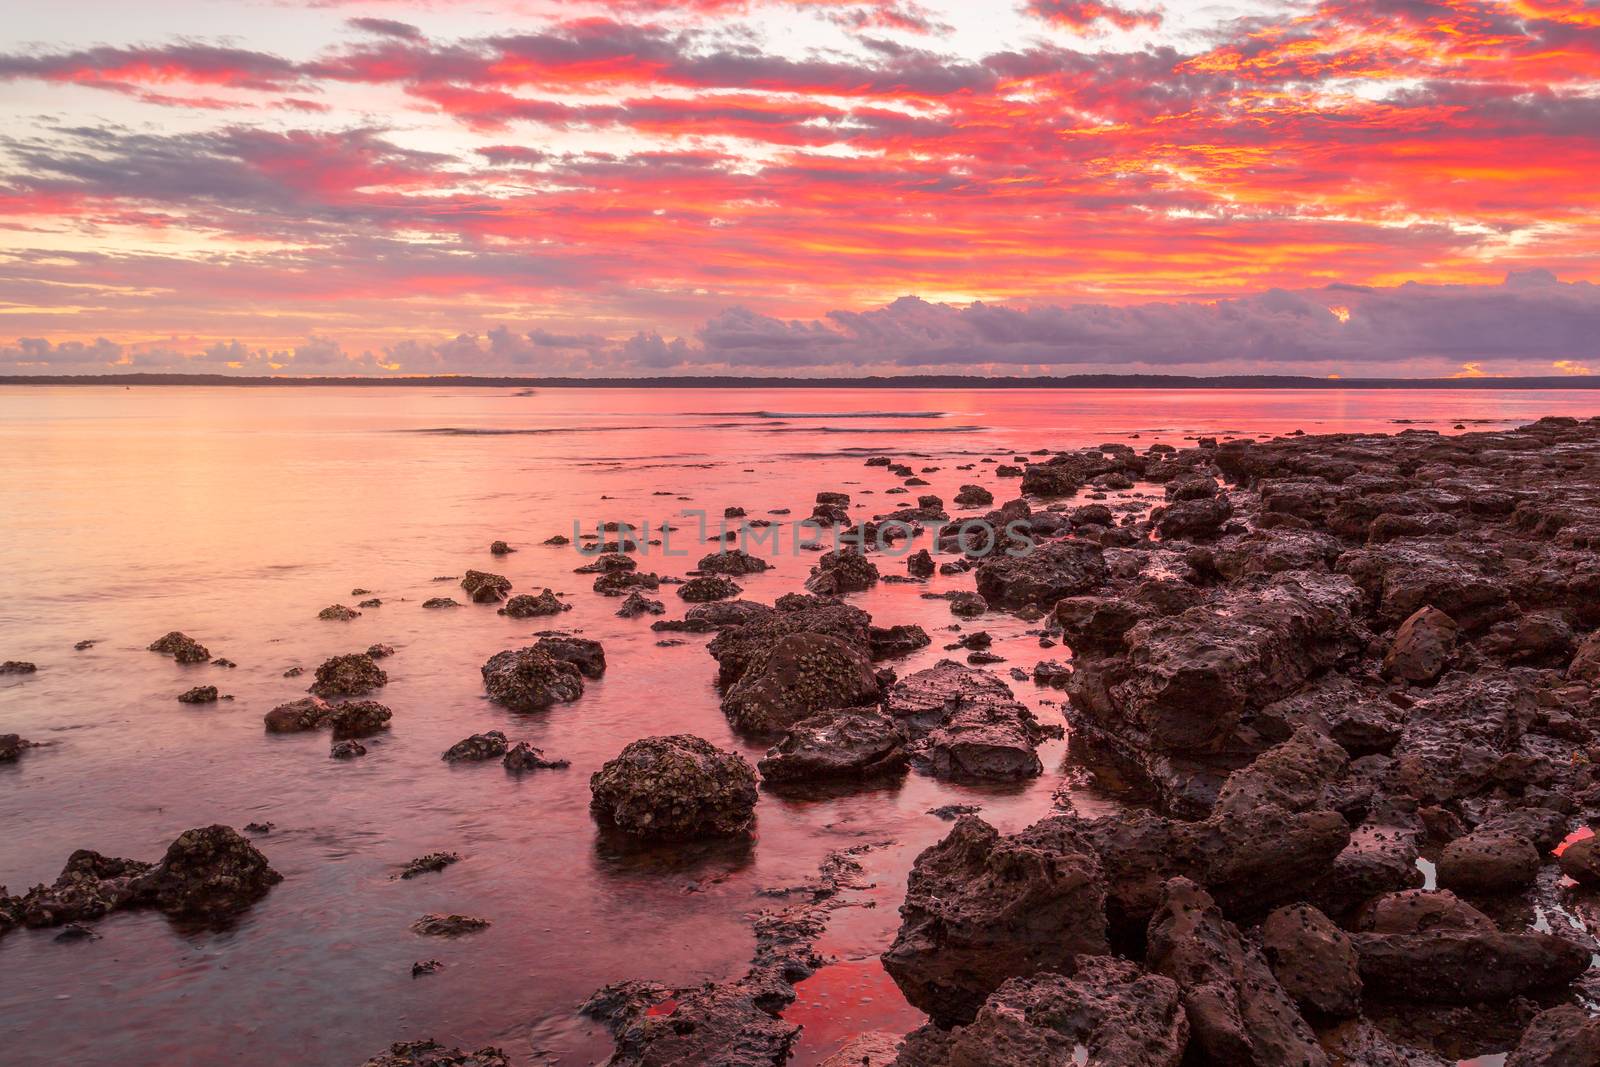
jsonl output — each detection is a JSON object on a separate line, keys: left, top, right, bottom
{"left": 3, "top": 0, "right": 1599, "bottom": 376}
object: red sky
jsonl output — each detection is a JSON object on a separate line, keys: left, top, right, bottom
{"left": 2, "top": 0, "right": 1598, "bottom": 376}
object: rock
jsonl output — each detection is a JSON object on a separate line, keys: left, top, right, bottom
{"left": 399, "top": 852, "right": 459, "bottom": 879}
{"left": 329, "top": 700, "right": 391, "bottom": 739}
{"left": 422, "top": 597, "right": 459, "bottom": 609}
{"left": 532, "top": 635, "right": 606, "bottom": 678}
{"left": 1145, "top": 877, "right": 1326, "bottom": 1067}
{"left": 480, "top": 646, "right": 584, "bottom": 710}
{"left": 895, "top": 958, "right": 1188, "bottom": 1067}
{"left": 460, "top": 570, "right": 512, "bottom": 603}
{"left": 499, "top": 589, "right": 568, "bottom": 617}
{"left": 818, "top": 1032, "right": 901, "bottom": 1067}
{"left": 590, "top": 735, "right": 758, "bottom": 839}
{"left": 722, "top": 632, "right": 882, "bottom": 736}
{"left": 1569, "top": 629, "right": 1600, "bottom": 682}
{"left": 581, "top": 978, "right": 799, "bottom": 1067}
{"left": 1, "top": 734, "right": 35, "bottom": 762}
{"left": 148, "top": 631, "right": 210, "bottom": 663}
{"left": 953, "top": 484, "right": 994, "bottom": 508}
{"left": 974, "top": 540, "right": 1107, "bottom": 608}
{"left": 1350, "top": 929, "right": 1589, "bottom": 1003}
{"left": 360, "top": 1040, "right": 508, "bottom": 1067}
{"left": 366, "top": 643, "right": 395, "bottom": 659}
{"left": 409, "top": 960, "right": 442, "bottom": 978}
{"left": 679, "top": 575, "right": 743, "bottom": 602}
{"left": 1436, "top": 830, "right": 1540, "bottom": 894}
{"left": 706, "top": 601, "right": 870, "bottom": 685}
{"left": 318, "top": 604, "right": 361, "bottom": 621}
{"left": 757, "top": 708, "right": 907, "bottom": 783}
{"left": 309, "top": 653, "right": 387, "bottom": 697}
{"left": 1261, "top": 903, "right": 1362, "bottom": 1017}
{"left": 330, "top": 739, "right": 366, "bottom": 759}
{"left": 177, "top": 685, "right": 219, "bottom": 704}
{"left": 1557, "top": 834, "right": 1600, "bottom": 885}
{"left": 502, "top": 741, "right": 570, "bottom": 771}
{"left": 410, "top": 914, "right": 491, "bottom": 936}
{"left": 1352, "top": 889, "right": 1496, "bottom": 935}
{"left": 442, "top": 731, "right": 507, "bottom": 762}
{"left": 949, "top": 591, "right": 987, "bottom": 617}
{"left": 1, "top": 660, "right": 38, "bottom": 674}
{"left": 906, "top": 548, "right": 935, "bottom": 578}
{"left": 489, "top": 540, "right": 514, "bottom": 555}
{"left": 806, "top": 549, "right": 879, "bottom": 595}
{"left": 1507, "top": 1004, "right": 1600, "bottom": 1067}
{"left": 264, "top": 696, "right": 332, "bottom": 732}
{"left": 1155, "top": 495, "right": 1233, "bottom": 539}
{"left": 129, "top": 825, "right": 283, "bottom": 919}
{"left": 616, "top": 591, "right": 665, "bottom": 617}
{"left": 1382, "top": 606, "right": 1458, "bottom": 683}
{"left": 883, "top": 815, "right": 1110, "bottom": 1026}
{"left": 697, "top": 549, "right": 772, "bottom": 576}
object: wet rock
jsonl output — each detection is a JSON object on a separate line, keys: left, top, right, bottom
{"left": 1054, "top": 596, "right": 1146, "bottom": 655}
{"left": 1351, "top": 889, "right": 1496, "bottom": 935}
{"left": 1, "top": 660, "right": 38, "bottom": 674}
{"left": 953, "top": 484, "right": 994, "bottom": 508}
{"left": 399, "top": 852, "right": 459, "bottom": 879}
{"left": 895, "top": 958, "right": 1187, "bottom": 1067}
{"left": 310, "top": 653, "right": 387, "bottom": 697}
{"left": 1506, "top": 1004, "right": 1600, "bottom": 1067}
{"left": 1382, "top": 606, "right": 1458, "bottom": 683}
{"left": 489, "top": 540, "right": 514, "bottom": 555}
{"left": 459, "top": 570, "right": 512, "bottom": 603}
{"left": 581, "top": 978, "right": 799, "bottom": 1067}
{"left": 974, "top": 540, "right": 1107, "bottom": 608}
{"left": 498, "top": 589, "right": 568, "bottom": 618}
{"left": 883, "top": 815, "right": 1109, "bottom": 1027}
{"left": 148, "top": 631, "right": 210, "bottom": 664}
{"left": 502, "top": 741, "right": 570, "bottom": 772}
{"left": 421, "top": 597, "right": 459, "bottom": 609}
{"left": 532, "top": 635, "right": 606, "bottom": 679}
{"left": 1436, "top": 830, "right": 1540, "bottom": 894}
{"left": 263, "top": 696, "right": 332, "bottom": 733}
{"left": 330, "top": 739, "right": 366, "bottom": 759}
{"left": 409, "top": 960, "right": 442, "bottom": 978}
{"left": 818, "top": 1032, "right": 901, "bottom": 1067}
{"left": 594, "top": 570, "right": 661, "bottom": 596}
{"left": 480, "top": 646, "right": 584, "bottom": 710}
{"left": 1, "top": 733, "right": 36, "bottom": 762}
{"left": 1556, "top": 834, "right": 1600, "bottom": 885}
{"left": 1261, "top": 903, "right": 1361, "bottom": 1017}
{"left": 1145, "top": 877, "right": 1326, "bottom": 1067}
{"left": 867, "top": 623, "right": 930, "bottom": 660}
{"left": 679, "top": 575, "right": 743, "bottom": 602}
{"left": 616, "top": 591, "right": 665, "bottom": 617}
{"left": 318, "top": 604, "right": 361, "bottom": 621}
{"left": 948, "top": 591, "right": 987, "bottom": 617}
{"left": 360, "top": 1040, "right": 508, "bottom": 1067}
{"left": 177, "top": 685, "right": 219, "bottom": 704}
{"left": 698, "top": 549, "right": 772, "bottom": 576}
{"left": 410, "top": 914, "right": 491, "bottom": 936}
{"left": 1155, "top": 495, "right": 1233, "bottom": 540}
{"left": 906, "top": 548, "right": 935, "bottom": 578}
{"left": 1569, "top": 628, "right": 1600, "bottom": 682}
{"left": 366, "top": 643, "right": 395, "bottom": 659}
{"left": 130, "top": 825, "right": 283, "bottom": 920}
{"left": 590, "top": 735, "right": 758, "bottom": 839}
{"left": 329, "top": 700, "right": 391, "bottom": 740}
{"left": 806, "top": 549, "right": 879, "bottom": 595}
{"left": 1350, "top": 928, "right": 1588, "bottom": 1003}
{"left": 357, "top": 598, "right": 382, "bottom": 608}
{"left": 722, "top": 632, "right": 881, "bottom": 736}
{"left": 442, "top": 731, "right": 506, "bottom": 762}
{"left": 756, "top": 707, "right": 907, "bottom": 783}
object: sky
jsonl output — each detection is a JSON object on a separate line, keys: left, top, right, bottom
{"left": 1, "top": 0, "right": 1598, "bottom": 377}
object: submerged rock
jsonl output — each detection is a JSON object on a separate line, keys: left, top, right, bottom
{"left": 757, "top": 707, "right": 907, "bottom": 783}
{"left": 309, "top": 653, "right": 387, "bottom": 697}
{"left": 329, "top": 739, "right": 366, "bottom": 759}
{"left": 589, "top": 735, "right": 758, "bottom": 839}
{"left": 177, "top": 685, "right": 219, "bottom": 704}
{"left": 0, "top": 660, "right": 38, "bottom": 674}
{"left": 460, "top": 570, "right": 512, "bottom": 603}
{"left": 399, "top": 852, "right": 459, "bottom": 879}
{"left": 498, "top": 589, "right": 568, "bottom": 618}
{"left": 1, "top": 733, "right": 36, "bottom": 762}
{"left": 678, "top": 575, "right": 743, "bottom": 602}
{"left": 318, "top": 604, "right": 361, "bottom": 621}
{"left": 264, "top": 697, "right": 332, "bottom": 732}
{"left": 480, "top": 646, "right": 584, "bottom": 710}
{"left": 442, "top": 731, "right": 507, "bottom": 762}
{"left": 721, "top": 632, "right": 881, "bottom": 736}
{"left": 148, "top": 632, "right": 210, "bottom": 664}
{"left": 502, "top": 741, "right": 570, "bottom": 772}
{"left": 410, "top": 913, "right": 491, "bottom": 936}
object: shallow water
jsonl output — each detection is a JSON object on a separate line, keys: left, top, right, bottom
{"left": 2, "top": 385, "right": 1597, "bottom": 1066}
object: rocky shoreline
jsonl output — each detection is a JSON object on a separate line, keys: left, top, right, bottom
{"left": 10, "top": 414, "right": 1600, "bottom": 1065}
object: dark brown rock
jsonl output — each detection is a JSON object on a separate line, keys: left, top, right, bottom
{"left": 722, "top": 632, "right": 881, "bottom": 736}
{"left": 590, "top": 734, "right": 758, "bottom": 839}
{"left": 480, "top": 646, "right": 584, "bottom": 710}
{"left": 1261, "top": 903, "right": 1361, "bottom": 1017}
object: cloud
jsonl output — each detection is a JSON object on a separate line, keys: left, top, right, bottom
{"left": 7, "top": 273, "right": 1598, "bottom": 377}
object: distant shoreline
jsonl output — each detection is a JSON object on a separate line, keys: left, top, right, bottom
{"left": 3, "top": 372, "right": 1600, "bottom": 390}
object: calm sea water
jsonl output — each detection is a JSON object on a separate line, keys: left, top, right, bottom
{"left": 1, "top": 386, "right": 1595, "bottom": 1066}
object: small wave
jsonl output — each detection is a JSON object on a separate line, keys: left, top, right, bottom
{"left": 402, "top": 425, "right": 657, "bottom": 436}
{"left": 688, "top": 410, "right": 953, "bottom": 419}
